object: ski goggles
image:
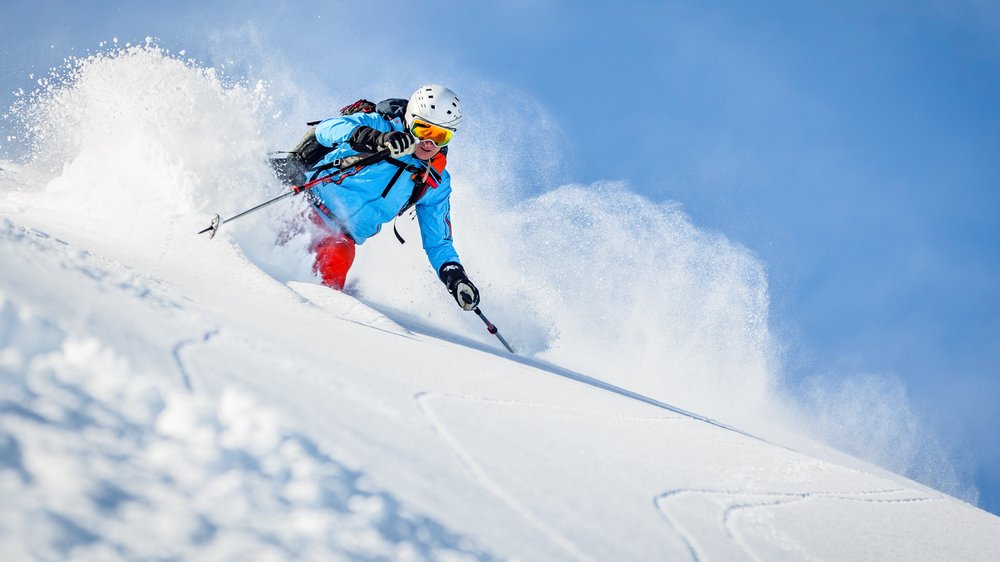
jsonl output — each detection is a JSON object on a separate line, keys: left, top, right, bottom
{"left": 409, "top": 118, "right": 455, "bottom": 147}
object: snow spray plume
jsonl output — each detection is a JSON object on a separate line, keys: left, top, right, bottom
{"left": 7, "top": 42, "right": 315, "bottom": 277}
{"left": 488, "top": 184, "right": 775, "bottom": 418}
{"left": 780, "top": 373, "right": 978, "bottom": 504}
{"left": 9, "top": 44, "right": 278, "bottom": 232}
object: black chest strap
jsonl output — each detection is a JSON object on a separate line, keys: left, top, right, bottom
{"left": 380, "top": 165, "right": 408, "bottom": 198}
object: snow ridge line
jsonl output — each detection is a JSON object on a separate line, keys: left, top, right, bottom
{"left": 518, "top": 356, "right": 788, "bottom": 450}
{"left": 414, "top": 390, "right": 598, "bottom": 562}
{"left": 415, "top": 392, "right": 687, "bottom": 423}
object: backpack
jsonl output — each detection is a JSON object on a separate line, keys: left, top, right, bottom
{"left": 329, "top": 98, "right": 408, "bottom": 123}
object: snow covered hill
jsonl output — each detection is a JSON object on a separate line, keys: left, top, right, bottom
{"left": 2, "top": 46, "right": 1000, "bottom": 561}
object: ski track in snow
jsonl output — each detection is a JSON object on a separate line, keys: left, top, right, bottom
{"left": 405, "top": 354, "right": 840, "bottom": 561}
{"left": 171, "top": 328, "right": 220, "bottom": 391}
{"left": 414, "top": 391, "right": 600, "bottom": 562}
{"left": 654, "top": 486, "right": 938, "bottom": 561}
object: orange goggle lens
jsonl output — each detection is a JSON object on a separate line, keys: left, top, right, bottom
{"left": 410, "top": 119, "right": 455, "bottom": 147}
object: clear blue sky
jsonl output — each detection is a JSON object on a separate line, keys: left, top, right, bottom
{"left": 2, "top": 0, "right": 998, "bottom": 513}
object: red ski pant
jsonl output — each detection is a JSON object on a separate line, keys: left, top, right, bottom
{"left": 310, "top": 212, "right": 356, "bottom": 290}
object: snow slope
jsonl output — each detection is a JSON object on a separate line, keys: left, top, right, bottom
{"left": 2, "top": 46, "right": 1000, "bottom": 561}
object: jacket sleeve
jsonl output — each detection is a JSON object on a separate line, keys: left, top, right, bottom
{"left": 347, "top": 126, "right": 384, "bottom": 153}
{"left": 313, "top": 113, "right": 391, "bottom": 149}
{"left": 415, "top": 172, "right": 461, "bottom": 274}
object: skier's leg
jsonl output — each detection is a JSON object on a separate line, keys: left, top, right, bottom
{"left": 309, "top": 213, "right": 356, "bottom": 289}
{"left": 313, "top": 232, "right": 356, "bottom": 289}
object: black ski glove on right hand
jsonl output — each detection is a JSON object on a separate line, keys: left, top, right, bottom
{"left": 439, "top": 262, "right": 480, "bottom": 311}
{"left": 348, "top": 127, "right": 415, "bottom": 157}
{"left": 377, "top": 131, "right": 416, "bottom": 157}
{"left": 379, "top": 131, "right": 417, "bottom": 158}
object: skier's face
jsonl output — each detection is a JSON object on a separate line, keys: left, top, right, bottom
{"left": 412, "top": 139, "right": 441, "bottom": 161}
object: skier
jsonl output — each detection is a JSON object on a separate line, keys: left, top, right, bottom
{"left": 280, "top": 85, "right": 479, "bottom": 311}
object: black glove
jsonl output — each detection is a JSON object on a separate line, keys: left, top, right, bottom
{"left": 439, "top": 262, "right": 480, "bottom": 311}
{"left": 378, "top": 130, "right": 416, "bottom": 157}
{"left": 348, "top": 127, "right": 415, "bottom": 157}
{"left": 349, "top": 126, "right": 414, "bottom": 156}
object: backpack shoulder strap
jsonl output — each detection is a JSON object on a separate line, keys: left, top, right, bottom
{"left": 396, "top": 152, "right": 448, "bottom": 214}
{"left": 391, "top": 152, "right": 449, "bottom": 244}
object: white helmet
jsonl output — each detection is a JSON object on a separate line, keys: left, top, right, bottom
{"left": 406, "top": 84, "right": 462, "bottom": 131}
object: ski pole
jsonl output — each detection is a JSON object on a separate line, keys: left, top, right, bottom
{"left": 197, "top": 150, "right": 391, "bottom": 238}
{"left": 473, "top": 306, "right": 515, "bottom": 354}
{"left": 196, "top": 173, "right": 326, "bottom": 238}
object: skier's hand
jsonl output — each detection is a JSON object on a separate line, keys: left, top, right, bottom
{"left": 378, "top": 131, "right": 416, "bottom": 158}
{"left": 439, "top": 262, "right": 480, "bottom": 311}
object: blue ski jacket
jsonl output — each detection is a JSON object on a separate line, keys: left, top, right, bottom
{"left": 307, "top": 112, "right": 460, "bottom": 273}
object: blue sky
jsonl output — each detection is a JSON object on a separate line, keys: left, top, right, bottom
{"left": 2, "top": 0, "right": 998, "bottom": 513}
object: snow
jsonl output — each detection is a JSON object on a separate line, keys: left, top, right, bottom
{"left": 2, "top": 45, "right": 999, "bottom": 561}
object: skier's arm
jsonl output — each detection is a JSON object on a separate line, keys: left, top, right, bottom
{"left": 313, "top": 113, "right": 390, "bottom": 148}
{"left": 416, "top": 178, "right": 480, "bottom": 311}
{"left": 415, "top": 184, "right": 460, "bottom": 273}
